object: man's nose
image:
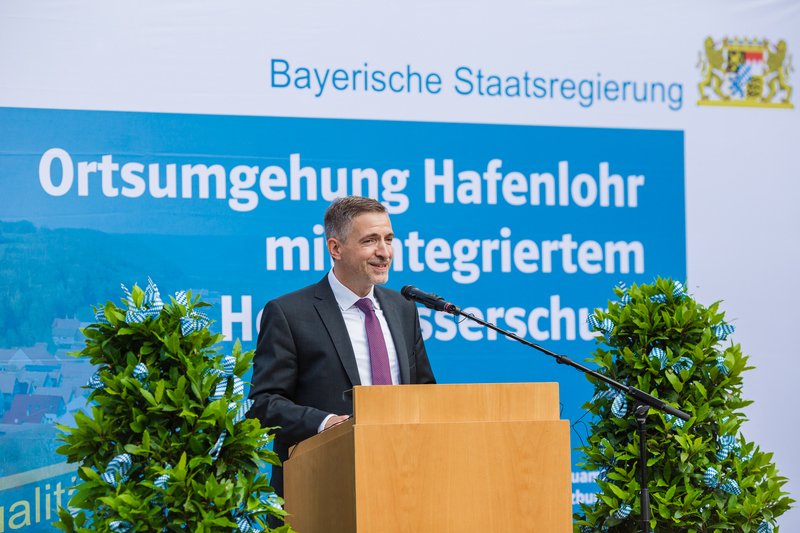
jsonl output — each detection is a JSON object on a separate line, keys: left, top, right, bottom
{"left": 376, "top": 239, "right": 392, "bottom": 257}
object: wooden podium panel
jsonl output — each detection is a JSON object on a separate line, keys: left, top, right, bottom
{"left": 285, "top": 383, "right": 571, "bottom": 533}
{"left": 284, "top": 419, "right": 356, "bottom": 533}
{"left": 353, "top": 382, "right": 560, "bottom": 424}
{"left": 354, "top": 420, "right": 570, "bottom": 532}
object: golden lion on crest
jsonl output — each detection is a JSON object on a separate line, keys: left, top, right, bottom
{"left": 697, "top": 36, "right": 793, "bottom": 107}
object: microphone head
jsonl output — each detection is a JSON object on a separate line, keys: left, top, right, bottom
{"left": 400, "top": 285, "right": 415, "bottom": 301}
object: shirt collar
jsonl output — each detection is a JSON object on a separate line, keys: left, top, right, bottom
{"left": 328, "top": 269, "right": 380, "bottom": 311}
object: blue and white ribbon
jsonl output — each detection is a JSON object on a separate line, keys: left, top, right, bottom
{"left": 181, "top": 310, "right": 210, "bottom": 336}
{"left": 209, "top": 402, "right": 238, "bottom": 460}
{"left": 109, "top": 520, "right": 133, "bottom": 532}
{"left": 715, "top": 355, "right": 730, "bottom": 376}
{"left": 121, "top": 278, "right": 164, "bottom": 324}
{"left": 208, "top": 356, "right": 245, "bottom": 402}
{"left": 715, "top": 435, "right": 753, "bottom": 462}
{"left": 88, "top": 369, "right": 106, "bottom": 389}
{"left": 649, "top": 281, "right": 685, "bottom": 304}
{"left": 757, "top": 520, "right": 774, "bottom": 533}
{"left": 175, "top": 290, "right": 188, "bottom": 306}
{"left": 172, "top": 289, "right": 210, "bottom": 335}
{"left": 133, "top": 363, "right": 149, "bottom": 384}
{"left": 720, "top": 479, "right": 742, "bottom": 496}
{"left": 616, "top": 282, "right": 631, "bottom": 307}
{"left": 665, "top": 414, "right": 685, "bottom": 430}
{"left": 650, "top": 294, "right": 667, "bottom": 304}
{"left": 598, "top": 439, "right": 611, "bottom": 456}
{"left": 210, "top": 399, "right": 253, "bottom": 461}
{"left": 587, "top": 316, "right": 615, "bottom": 339}
{"left": 592, "top": 388, "right": 627, "bottom": 418}
{"left": 612, "top": 504, "right": 632, "bottom": 519}
{"left": 737, "top": 447, "right": 754, "bottom": 462}
{"left": 101, "top": 454, "right": 133, "bottom": 488}
{"left": 142, "top": 278, "right": 164, "bottom": 318}
{"left": 672, "top": 281, "right": 684, "bottom": 298}
{"left": 255, "top": 433, "right": 271, "bottom": 452}
{"left": 152, "top": 464, "right": 172, "bottom": 506}
{"left": 89, "top": 363, "right": 149, "bottom": 389}
{"left": 672, "top": 357, "right": 693, "bottom": 374}
{"left": 121, "top": 284, "right": 146, "bottom": 324}
{"left": 716, "top": 435, "right": 737, "bottom": 461}
{"left": 703, "top": 466, "right": 718, "bottom": 487}
{"left": 95, "top": 308, "right": 112, "bottom": 325}
{"left": 597, "top": 466, "right": 611, "bottom": 482}
{"left": 649, "top": 347, "right": 669, "bottom": 370}
{"left": 713, "top": 323, "right": 735, "bottom": 340}
{"left": 121, "top": 284, "right": 136, "bottom": 308}
{"left": 234, "top": 493, "right": 283, "bottom": 533}
{"left": 703, "top": 466, "right": 741, "bottom": 495}
{"left": 261, "top": 493, "right": 281, "bottom": 510}
{"left": 234, "top": 515, "right": 261, "bottom": 533}
{"left": 617, "top": 281, "right": 683, "bottom": 308}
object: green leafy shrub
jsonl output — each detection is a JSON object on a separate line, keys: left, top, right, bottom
{"left": 55, "top": 280, "right": 293, "bottom": 533}
{"left": 574, "top": 278, "right": 793, "bottom": 533}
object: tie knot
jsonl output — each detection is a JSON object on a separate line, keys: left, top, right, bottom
{"left": 355, "top": 298, "right": 374, "bottom": 314}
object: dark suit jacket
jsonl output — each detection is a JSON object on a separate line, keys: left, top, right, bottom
{"left": 247, "top": 275, "right": 436, "bottom": 496}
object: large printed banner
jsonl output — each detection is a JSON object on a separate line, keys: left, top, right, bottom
{"left": 0, "top": 106, "right": 685, "bottom": 528}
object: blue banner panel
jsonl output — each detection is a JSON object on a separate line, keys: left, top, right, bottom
{"left": 0, "top": 107, "right": 685, "bottom": 521}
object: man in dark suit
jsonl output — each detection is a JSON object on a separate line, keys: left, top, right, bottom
{"left": 247, "top": 196, "right": 436, "bottom": 503}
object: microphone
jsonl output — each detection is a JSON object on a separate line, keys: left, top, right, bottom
{"left": 401, "top": 285, "right": 461, "bottom": 315}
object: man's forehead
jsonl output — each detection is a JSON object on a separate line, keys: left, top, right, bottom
{"left": 351, "top": 212, "right": 392, "bottom": 233}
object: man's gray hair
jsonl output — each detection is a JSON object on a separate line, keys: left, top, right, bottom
{"left": 324, "top": 196, "right": 387, "bottom": 242}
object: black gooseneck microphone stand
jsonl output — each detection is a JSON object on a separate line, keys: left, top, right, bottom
{"left": 415, "top": 291, "right": 690, "bottom": 533}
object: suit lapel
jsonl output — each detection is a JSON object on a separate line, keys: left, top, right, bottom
{"left": 375, "top": 287, "right": 411, "bottom": 384}
{"left": 314, "top": 277, "right": 362, "bottom": 387}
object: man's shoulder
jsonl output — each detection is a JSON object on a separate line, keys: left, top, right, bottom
{"left": 268, "top": 278, "right": 330, "bottom": 309}
{"left": 266, "top": 279, "right": 412, "bottom": 311}
{"left": 375, "top": 284, "right": 402, "bottom": 299}
{"left": 375, "top": 285, "right": 413, "bottom": 310}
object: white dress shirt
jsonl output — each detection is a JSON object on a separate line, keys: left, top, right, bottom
{"left": 318, "top": 269, "right": 401, "bottom": 432}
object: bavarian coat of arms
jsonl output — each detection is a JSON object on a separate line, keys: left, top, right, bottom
{"left": 697, "top": 37, "right": 793, "bottom": 108}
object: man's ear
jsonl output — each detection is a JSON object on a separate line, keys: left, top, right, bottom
{"left": 327, "top": 238, "right": 343, "bottom": 261}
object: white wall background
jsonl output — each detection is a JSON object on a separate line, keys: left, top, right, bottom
{"left": 2, "top": 0, "right": 798, "bottom": 528}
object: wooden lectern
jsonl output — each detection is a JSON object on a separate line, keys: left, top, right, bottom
{"left": 284, "top": 383, "right": 571, "bottom": 532}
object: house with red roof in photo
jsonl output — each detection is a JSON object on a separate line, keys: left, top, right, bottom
{"left": 1, "top": 394, "right": 67, "bottom": 424}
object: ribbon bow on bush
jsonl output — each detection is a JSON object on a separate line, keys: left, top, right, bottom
{"left": 612, "top": 504, "right": 632, "bottom": 519}
{"left": 210, "top": 400, "right": 253, "bottom": 461}
{"left": 234, "top": 494, "right": 283, "bottom": 533}
{"left": 715, "top": 434, "right": 753, "bottom": 462}
{"left": 101, "top": 454, "right": 133, "bottom": 488}
{"left": 122, "top": 278, "right": 164, "bottom": 323}
{"left": 587, "top": 315, "right": 615, "bottom": 341}
{"left": 714, "top": 323, "right": 735, "bottom": 340}
{"left": 704, "top": 466, "right": 741, "bottom": 495}
{"left": 109, "top": 520, "right": 133, "bottom": 532}
{"left": 672, "top": 357, "right": 693, "bottom": 374}
{"left": 87, "top": 362, "right": 149, "bottom": 390}
{"left": 649, "top": 347, "right": 669, "bottom": 370}
{"left": 208, "top": 356, "right": 245, "bottom": 402}
{"left": 665, "top": 413, "right": 685, "bottom": 430}
{"left": 592, "top": 387, "right": 628, "bottom": 418}
{"left": 175, "top": 290, "right": 211, "bottom": 335}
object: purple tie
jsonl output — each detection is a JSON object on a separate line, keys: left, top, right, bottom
{"left": 354, "top": 298, "right": 392, "bottom": 385}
